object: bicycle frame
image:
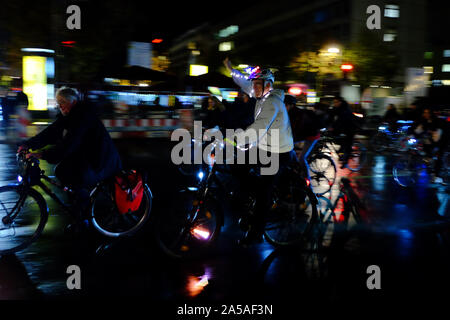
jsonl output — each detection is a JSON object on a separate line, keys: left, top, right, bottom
{"left": 321, "top": 179, "right": 358, "bottom": 224}
{"left": 16, "top": 154, "right": 80, "bottom": 217}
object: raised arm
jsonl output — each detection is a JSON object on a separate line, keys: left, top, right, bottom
{"left": 223, "top": 58, "right": 252, "bottom": 96}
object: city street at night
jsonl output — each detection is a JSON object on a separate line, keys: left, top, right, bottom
{"left": 0, "top": 137, "right": 449, "bottom": 311}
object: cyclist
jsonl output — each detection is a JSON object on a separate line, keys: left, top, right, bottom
{"left": 17, "top": 87, "right": 122, "bottom": 231}
{"left": 382, "top": 103, "right": 400, "bottom": 132}
{"left": 223, "top": 58, "right": 294, "bottom": 246}
{"left": 328, "top": 96, "right": 358, "bottom": 169}
{"left": 411, "top": 107, "right": 447, "bottom": 184}
{"left": 285, "top": 95, "right": 323, "bottom": 166}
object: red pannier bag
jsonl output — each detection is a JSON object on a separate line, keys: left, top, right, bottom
{"left": 114, "top": 170, "right": 144, "bottom": 214}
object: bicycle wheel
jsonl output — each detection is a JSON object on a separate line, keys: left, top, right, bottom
{"left": 307, "top": 154, "right": 336, "bottom": 195}
{"left": 347, "top": 142, "right": 367, "bottom": 172}
{"left": 0, "top": 185, "right": 48, "bottom": 255}
{"left": 154, "top": 190, "right": 222, "bottom": 259}
{"left": 392, "top": 154, "right": 424, "bottom": 187}
{"left": 264, "top": 177, "right": 318, "bottom": 247}
{"left": 318, "top": 194, "right": 361, "bottom": 232}
{"left": 90, "top": 183, "right": 152, "bottom": 237}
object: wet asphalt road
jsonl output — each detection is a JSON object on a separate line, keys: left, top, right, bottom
{"left": 0, "top": 138, "right": 449, "bottom": 313}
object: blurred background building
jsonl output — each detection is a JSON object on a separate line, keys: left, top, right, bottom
{"left": 0, "top": 0, "right": 449, "bottom": 121}
{"left": 169, "top": 0, "right": 431, "bottom": 92}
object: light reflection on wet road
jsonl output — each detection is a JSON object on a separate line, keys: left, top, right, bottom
{"left": 0, "top": 140, "right": 449, "bottom": 306}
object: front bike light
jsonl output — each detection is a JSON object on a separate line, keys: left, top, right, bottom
{"left": 17, "top": 175, "right": 23, "bottom": 183}
{"left": 378, "top": 126, "right": 387, "bottom": 131}
{"left": 197, "top": 171, "right": 204, "bottom": 180}
{"left": 191, "top": 227, "right": 210, "bottom": 240}
{"left": 407, "top": 138, "right": 417, "bottom": 145}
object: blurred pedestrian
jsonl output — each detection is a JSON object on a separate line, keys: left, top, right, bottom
{"left": 403, "top": 101, "right": 421, "bottom": 122}
{"left": 224, "top": 90, "right": 255, "bottom": 130}
{"left": 285, "top": 95, "right": 323, "bottom": 166}
{"left": 202, "top": 95, "right": 226, "bottom": 129}
{"left": 328, "top": 96, "right": 358, "bottom": 169}
{"left": 1, "top": 88, "right": 18, "bottom": 135}
{"left": 383, "top": 103, "right": 399, "bottom": 132}
{"left": 412, "top": 107, "right": 447, "bottom": 183}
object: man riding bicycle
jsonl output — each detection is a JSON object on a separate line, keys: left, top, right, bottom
{"left": 328, "top": 96, "right": 358, "bottom": 169}
{"left": 223, "top": 58, "right": 294, "bottom": 246}
{"left": 410, "top": 107, "right": 447, "bottom": 184}
{"left": 17, "top": 87, "right": 122, "bottom": 231}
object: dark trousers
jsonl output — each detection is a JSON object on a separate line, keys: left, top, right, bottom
{"left": 335, "top": 133, "right": 355, "bottom": 163}
{"left": 54, "top": 158, "right": 113, "bottom": 220}
{"left": 232, "top": 149, "right": 295, "bottom": 234}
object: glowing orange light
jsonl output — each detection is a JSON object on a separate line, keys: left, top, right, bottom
{"left": 152, "top": 39, "right": 163, "bottom": 44}
{"left": 191, "top": 227, "right": 210, "bottom": 240}
{"left": 288, "top": 87, "right": 302, "bottom": 96}
{"left": 341, "top": 64, "right": 354, "bottom": 71}
{"left": 187, "top": 274, "right": 209, "bottom": 297}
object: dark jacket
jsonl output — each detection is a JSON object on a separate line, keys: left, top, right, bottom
{"left": 329, "top": 102, "right": 358, "bottom": 134}
{"left": 224, "top": 97, "right": 255, "bottom": 130}
{"left": 289, "top": 107, "right": 322, "bottom": 142}
{"left": 25, "top": 101, "right": 122, "bottom": 174}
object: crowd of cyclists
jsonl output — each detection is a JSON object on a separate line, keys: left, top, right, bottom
{"left": 8, "top": 59, "right": 448, "bottom": 249}
{"left": 200, "top": 77, "right": 448, "bottom": 186}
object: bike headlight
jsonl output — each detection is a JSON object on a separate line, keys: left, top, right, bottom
{"left": 407, "top": 138, "right": 417, "bottom": 145}
{"left": 197, "top": 171, "right": 204, "bottom": 180}
{"left": 17, "top": 175, "right": 23, "bottom": 183}
{"left": 378, "top": 126, "right": 387, "bottom": 131}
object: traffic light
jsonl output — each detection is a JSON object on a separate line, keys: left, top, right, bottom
{"left": 340, "top": 64, "right": 353, "bottom": 71}
{"left": 61, "top": 41, "right": 76, "bottom": 48}
{"left": 340, "top": 64, "right": 353, "bottom": 80}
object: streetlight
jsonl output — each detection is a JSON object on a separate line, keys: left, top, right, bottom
{"left": 327, "top": 47, "right": 340, "bottom": 54}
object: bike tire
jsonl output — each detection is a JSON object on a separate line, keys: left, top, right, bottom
{"left": 347, "top": 142, "right": 367, "bottom": 172}
{"left": 154, "top": 190, "right": 223, "bottom": 259}
{"left": 90, "top": 183, "right": 153, "bottom": 238}
{"left": 264, "top": 178, "right": 318, "bottom": 247}
{"left": 307, "top": 154, "right": 337, "bottom": 195}
{"left": 392, "top": 154, "right": 423, "bottom": 187}
{"left": 0, "top": 185, "right": 48, "bottom": 255}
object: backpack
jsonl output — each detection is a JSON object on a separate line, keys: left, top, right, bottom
{"left": 114, "top": 170, "right": 144, "bottom": 214}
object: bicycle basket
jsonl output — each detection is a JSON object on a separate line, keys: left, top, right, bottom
{"left": 114, "top": 170, "right": 144, "bottom": 214}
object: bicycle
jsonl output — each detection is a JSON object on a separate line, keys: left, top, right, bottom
{"left": 370, "top": 120, "right": 412, "bottom": 154}
{"left": 310, "top": 129, "right": 367, "bottom": 172}
{"left": 0, "top": 151, "right": 153, "bottom": 255}
{"left": 392, "top": 136, "right": 449, "bottom": 187}
{"left": 296, "top": 141, "right": 337, "bottom": 196}
{"left": 154, "top": 138, "right": 319, "bottom": 259}
{"left": 306, "top": 177, "right": 366, "bottom": 255}
{"left": 316, "top": 178, "right": 364, "bottom": 227}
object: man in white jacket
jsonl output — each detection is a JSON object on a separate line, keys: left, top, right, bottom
{"left": 223, "top": 58, "right": 295, "bottom": 245}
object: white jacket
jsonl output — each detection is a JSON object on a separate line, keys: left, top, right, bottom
{"left": 231, "top": 69, "right": 294, "bottom": 153}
